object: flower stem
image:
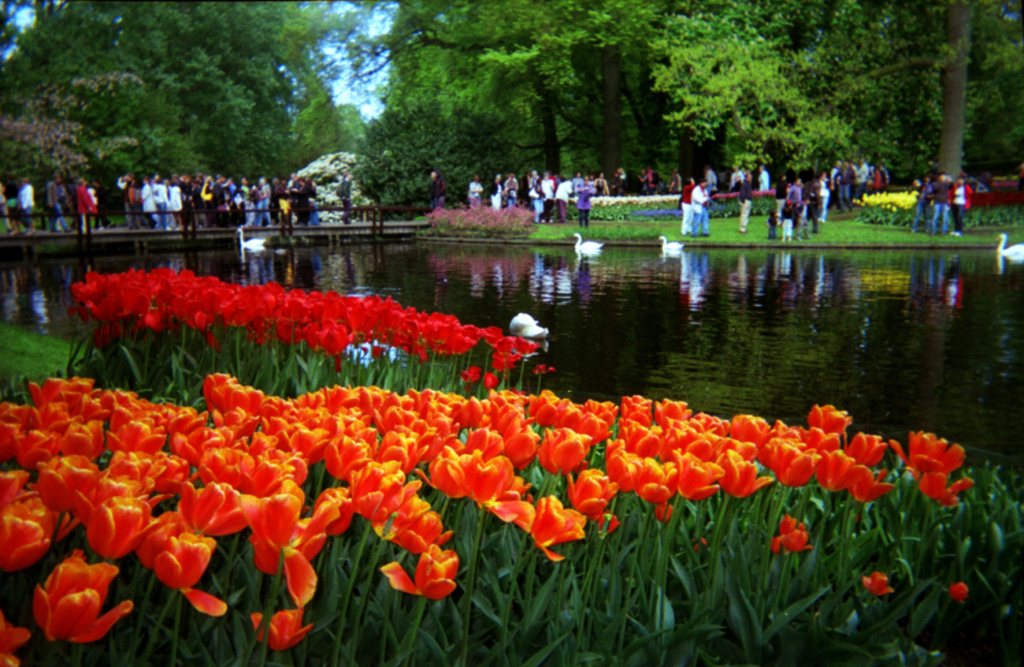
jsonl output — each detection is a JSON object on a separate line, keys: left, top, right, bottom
{"left": 460, "top": 506, "right": 489, "bottom": 666}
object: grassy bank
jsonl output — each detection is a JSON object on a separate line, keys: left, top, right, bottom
{"left": 529, "top": 211, "right": 1024, "bottom": 247}
{"left": 0, "top": 322, "right": 71, "bottom": 390}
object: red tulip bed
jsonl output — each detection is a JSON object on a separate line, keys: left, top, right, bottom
{"left": 0, "top": 270, "right": 1020, "bottom": 667}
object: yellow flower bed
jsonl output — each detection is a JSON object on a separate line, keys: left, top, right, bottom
{"left": 862, "top": 191, "right": 917, "bottom": 211}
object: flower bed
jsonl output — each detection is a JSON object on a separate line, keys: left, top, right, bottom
{"left": 570, "top": 192, "right": 777, "bottom": 222}
{"left": 1, "top": 373, "right": 1018, "bottom": 665}
{"left": 67, "top": 269, "right": 538, "bottom": 402}
{"left": 859, "top": 190, "right": 1024, "bottom": 228}
{"left": 423, "top": 206, "right": 536, "bottom": 239}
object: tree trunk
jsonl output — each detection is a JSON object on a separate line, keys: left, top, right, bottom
{"left": 601, "top": 44, "right": 622, "bottom": 180}
{"left": 937, "top": 1, "right": 970, "bottom": 178}
{"left": 677, "top": 128, "right": 694, "bottom": 181}
{"left": 541, "top": 97, "right": 560, "bottom": 175}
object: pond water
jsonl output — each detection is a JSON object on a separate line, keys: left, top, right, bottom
{"left": 3, "top": 241, "right": 1023, "bottom": 460}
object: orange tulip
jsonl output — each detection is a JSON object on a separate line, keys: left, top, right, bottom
{"left": 807, "top": 404, "right": 852, "bottom": 437}
{"left": 374, "top": 493, "right": 450, "bottom": 555}
{"left": 0, "top": 497, "right": 55, "bottom": 572}
{"left": 717, "top": 449, "right": 773, "bottom": 498}
{"left": 349, "top": 460, "right": 409, "bottom": 523}
{"left": 154, "top": 533, "right": 227, "bottom": 616}
{"left": 949, "top": 582, "right": 968, "bottom": 603}
{"left": 918, "top": 472, "right": 974, "bottom": 507}
{"left": 85, "top": 496, "right": 155, "bottom": 560}
{"left": 815, "top": 450, "right": 860, "bottom": 492}
{"left": 538, "top": 428, "right": 591, "bottom": 475}
{"left": 240, "top": 490, "right": 339, "bottom": 607}
{"left": 729, "top": 414, "right": 772, "bottom": 448}
{"left": 380, "top": 544, "right": 460, "bottom": 600}
{"left": 0, "top": 470, "right": 30, "bottom": 506}
{"left": 178, "top": 482, "right": 248, "bottom": 537}
{"left": 631, "top": 457, "right": 678, "bottom": 506}
{"left": 566, "top": 469, "right": 618, "bottom": 522}
{"left": 761, "top": 440, "right": 820, "bottom": 488}
{"left": 58, "top": 420, "right": 106, "bottom": 460}
{"left": 33, "top": 455, "right": 99, "bottom": 513}
{"left": 324, "top": 435, "right": 374, "bottom": 483}
{"left": 459, "top": 451, "right": 519, "bottom": 508}
{"left": 890, "top": 432, "right": 965, "bottom": 479}
{"left": 0, "top": 609, "right": 31, "bottom": 663}
{"left": 770, "top": 515, "right": 812, "bottom": 554}
{"left": 529, "top": 496, "right": 586, "bottom": 562}
{"left": 862, "top": 571, "right": 894, "bottom": 596}
{"left": 620, "top": 396, "right": 653, "bottom": 427}
{"left": 314, "top": 487, "right": 355, "bottom": 536}
{"left": 33, "top": 550, "right": 134, "bottom": 642}
{"left": 848, "top": 467, "right": 895, "bottom": 503}
{"left": 135, "top": 511, "right": 189, "bottom": 570}
{"left": 674, "top": 453, "right": 723, "bottom": 501}
{"left": 250, "top": 608, "right": 313, "bottom": 651}
{"left": 106, "top": 451, "right": 191, "bottom": 495}
{"left": 844, "top": 433, "right": 887, "bottom": 467}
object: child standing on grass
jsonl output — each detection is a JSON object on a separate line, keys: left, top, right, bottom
{"left": 767, "top": 209, "right": 778, "bottom": 240}
{"left": 781, "top": 202, "right": 795, "bottom": 242}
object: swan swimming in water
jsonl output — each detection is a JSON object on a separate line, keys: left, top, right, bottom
{"left": 573, "top": 233, "right": 604, "bottom": 254}
{"left": 996, "top": 233, "right": 1024, "bottom": 262}
{"left": 237, "top": 227, "right": 267, "bottom": 252}
{"left": 509, "top": 313, "right": 548, "bottom": 338}
{"left": 659, "top": 236, "right": 684, "bottom": 255}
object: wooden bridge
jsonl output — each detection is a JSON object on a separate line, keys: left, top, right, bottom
{"left": 0, "top": 205, "right": 433, "bottom": 258}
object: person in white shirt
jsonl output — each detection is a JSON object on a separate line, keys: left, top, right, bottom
{"left": 18, "top": 178, "right": 34, "bottom": 233}
{"left": 818, "top": 172, "right": 831, "bottom": 224}
{"left": 152, "top": 175, "right": 169, "bottom": 230}
{"left": 168, "top": 176, "right": 183, "bottom": 230}
{"left": 555, "top": 176, "right": 573, "bottom": 224}
{"left": 704, "top": 165, "right": 718, "bottom": 194}
{"left": 140, "top": 177, "right": 156, "bottom": 229}
{"left": 759, "top": 165, "right": 770, "bottom": 192}
{"left": 468, "top": 176, "right": 483, "bottom": 208}
{"left": 691, "top": 178, "right": 709, "bottom": 237}
{"left": 541, "top": 172, "right": 556, "bottom": 223}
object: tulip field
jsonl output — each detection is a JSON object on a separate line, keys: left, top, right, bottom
{"left": 0, "top": 269, "right": 1021, "bottom": 666}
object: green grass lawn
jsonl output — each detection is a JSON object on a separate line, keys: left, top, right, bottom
{"left": 529, "top": 211, "right": 1024, "bottom": 247}
{"left": 0, "top": 322, "right": 72, "bottom": 385}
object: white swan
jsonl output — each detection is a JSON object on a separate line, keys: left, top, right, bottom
{"left": 573, "top": 233, "right": 603, "bottom": 254}
{"left": 237, "top": 227, "right": 267, "bottom": 252}
{"left": 996, "top": 233, "right": 1024, "bottom": 262}
{"left": 509, "top": 313, "right": 548, "bottom": 338}
{"left": 659, "top": 236, "right": 684, "bottom": 255}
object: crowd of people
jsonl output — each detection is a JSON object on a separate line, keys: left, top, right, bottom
{"left": 0, "top": 170, "right": 356, "bottom": 234}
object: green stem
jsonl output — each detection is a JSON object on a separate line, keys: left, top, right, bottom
{"left": 169, "top": 592, "right": 183, "bottom": 667}
{"left": 460, "top": 506, "right": 489, "bottom": 666}
{"left": 331, "top": 521, "right": 372, "bottom": 667}
{"left": 243, "top": 550, "right": 285, "bottom": 667}
{"left": 138, "top": 587, "right": 176, "bottom": 665}
{"left": 349, "top": 535, "right": 388, "bottom": 663}
{"left": 400, "top": 596, "right": 429, "bottom": 667}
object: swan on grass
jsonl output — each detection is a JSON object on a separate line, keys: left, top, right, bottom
{"left": 509, "top": 313, "right": 548, "bottom": 338}
{"left": 996, "top": 233, "right": 1024, "bottom": 262}
{"left": 237, "top": 227, "right": 267, "bottom": 252}
{"left": 573, "top": 233, "right": 604, "bottom": 254}
{"left": 659, "top": 236, "right": 684, "bottom": 255}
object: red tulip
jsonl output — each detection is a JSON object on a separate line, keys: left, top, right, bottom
{"left": 770, "top": 515, "right": 812, "bottom": 554}
{"left": 33, "top": 550, "right": 133, "bottom": 642}
{"left": 380, "top": 544, "right": 460, "bottom": 600}
{"left": 717, "top": 449, "right": 773, "bottom": 498}
{"left": 0, "top": 608, "right": 31, "bottom": 664}
{"left": 862, "top": 571, "right": 894, "bottom": 596}
{"left": 890, "top": 432, "right": 965, "bottom": 479}
{"left": 538, "top": 428, "right": 591, "bottom": 475}
{"left": 567, "top": 469, "right": 618, "bottom": 522}
{"left": 949, "top": 582, "right": 968, "bottom": 603}
{"left": 0, "top": 497, "right": 55, "bottom": 572}
{"left": 250, "top": 608, "right": 313, "bottom": 651}
{"left": 529, "top": 496, "right": 586, "bottom": 561}
{"left": 807, "top": 404, "right": 852, "bottom": 437}
{"left": 154, "top": 533, "right": 226, "bottom": 616}
{"left": 918, "top": 472, "right": 974, "bottom": 507}
{"left": 85, "top": 496, "right": 155, "bottom": 560}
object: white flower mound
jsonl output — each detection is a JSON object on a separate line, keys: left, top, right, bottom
{"left": 296, "top": 152, "right": 370, "bottom": 225}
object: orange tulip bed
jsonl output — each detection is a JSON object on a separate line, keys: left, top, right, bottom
{"left": 0, "top": 270, "right": 1020, "bottom": 666}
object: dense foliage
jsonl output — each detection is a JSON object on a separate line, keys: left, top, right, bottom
{"left": 0, "top": 1, "right": 365, "bottom": 186}
{"left": 351, "top": 0, "right": 1022, "bottom": 201}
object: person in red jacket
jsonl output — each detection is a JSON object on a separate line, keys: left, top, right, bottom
{"left": 76, "top": 178, "right": 97, "bottom": 232}
{"left": 679, "top": 177, "right": 695, "bottom": 237}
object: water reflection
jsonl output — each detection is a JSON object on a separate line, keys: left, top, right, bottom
{"left": 1, "top": 243, "right": 1021, "bottom": 458}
